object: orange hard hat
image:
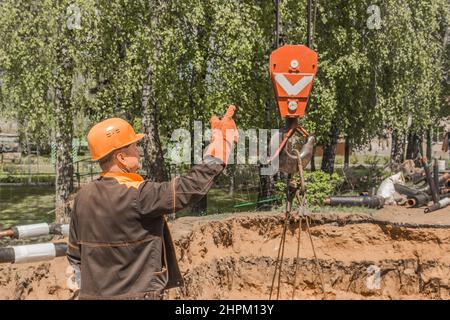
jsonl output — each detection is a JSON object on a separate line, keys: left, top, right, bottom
{"left": 87, "top": 118, "right": 144, "bottom": 161}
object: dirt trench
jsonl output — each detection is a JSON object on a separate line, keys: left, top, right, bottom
{"left": 0, "top": 211, "right": 449, "bottom": 300}
{"left": 167, "top": 213, "right": 450, "bottom": 300}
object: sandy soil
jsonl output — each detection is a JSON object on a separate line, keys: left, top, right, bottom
{"left": 0, "top": 256, "right": 73, "bottom": 300}
{"left": 0, "top": 206, "right": 449, "bottom": 300}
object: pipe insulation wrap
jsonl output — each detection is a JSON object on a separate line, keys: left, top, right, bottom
{"left": 421, "top": 157, "right": 439, "bottom": 203}
{"left": 49, "top": 223, "right": 70, "bottom": 237}
{"left": 440, "top": 197, "right": 450, "bottom": 207}
{"left": 16, "top": 223, "right": 50, "bottom": 239}
{"left": 12, "top": 243, "right": 56, "bottom": 263}
{"left": 61, "top": 224, "right": 69, "bottom": 237}
{"left": 424, "top": 197, "right": 450, "bottom": 213}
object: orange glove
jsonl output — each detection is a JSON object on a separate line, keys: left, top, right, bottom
{"left": 204, "top": 105, "right": 239, "bottom": 165}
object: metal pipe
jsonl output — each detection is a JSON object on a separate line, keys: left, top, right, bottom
{"left": 434, "top": 159, "right": 440, "bottom": 192}
{"left": 408, "top": 192, "right": 450, "bottom": 208}
{"left": 424, "top": 197, "right": 450, "bottom": 214}
{"left": 407, "top": 193, "right": 431, "bottom": 208}
{"left": 417, "top": 173, "right": 450, "bottom": 194}
{"left": 406, "top": 198, "right": 417, "bottom": 207}
{"left": 0, "top": 247, "right": 14, "bottom": 263}
{"left": 420, "top": 155, "right": 439, "bottom": 203}
{"left": 410, "top": 172, "right": 426, "bottom": 185}
{"left": 324, "top": 196, "right": 385, "bottom": 209}
{"left": 395, "top": 175, "right": 450, "bottom": 204}
{"left": 0, "top": 242, "right": 67, "bottom": 264}
{"left": 394, "top": 184, "right": 421, "bottom": 197}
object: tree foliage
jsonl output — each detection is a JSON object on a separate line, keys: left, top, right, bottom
{"left": 0, "top": 0, "right": 449, "bottom": 212}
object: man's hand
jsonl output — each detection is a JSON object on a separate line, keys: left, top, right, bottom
{"left": 204, "top": 105, "right": 238, "bottom": 165}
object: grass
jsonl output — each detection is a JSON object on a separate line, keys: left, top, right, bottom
{"left": 0, "top": 185, "right": 55, "bottom": 230}
{"left": 176, "top": 188, "right": 260, "bottom": 217}
{"left": 0, "top": 173, "right": 55, "bottom": 184}
{"left": 208, "top": 188, "right": 259, "bottom": 213}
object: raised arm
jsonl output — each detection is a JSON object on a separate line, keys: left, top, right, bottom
{"left": 137, "top": 162, "right": 224, "bottom": 216}
{"left": 137, "top": 105, "right": 238, "bottom": 217}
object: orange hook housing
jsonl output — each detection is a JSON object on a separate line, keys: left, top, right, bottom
{"left": 269, "top": 45, "right": 318, "bottom": 118}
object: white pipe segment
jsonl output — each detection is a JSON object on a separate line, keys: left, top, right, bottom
{"left": 12, "top": 243, "right": 56, "bottom": 263}
{"left": 61, "top": 224, "right": 70, "bottom": 237}
{"left": 16, "top": 223, "right": 50, "bottom": 239}
{"left": 440, "top": 197, "right": 450, "bottom": 207}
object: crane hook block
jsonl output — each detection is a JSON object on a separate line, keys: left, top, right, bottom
{"left": 269, "top": 45, "right": 318, "bottom": 118}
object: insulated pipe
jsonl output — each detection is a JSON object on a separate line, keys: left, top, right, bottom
{"left": 0, "top": 242, "right": 67, "bottom": 264}
{"left": 406, "top": 192, "right": 450, "bottom": 208}
{"left": 417, "top": 173, "right": 450, "bottom": 194}
{"left": 409, "top": 172, "right": 426, "bottom": 185}
{"left": 420, "top": 156, "right": 439, "bottom": 204}
{"left": 394, "top": 184, "right": 421, "bottom": 197}
{"left": 409, "top": 172, "right": 426, "bottom": 184}
{"left": 434, "top": 159, "right": 440, "bottom": 193}
{"left": 324, "top": 196, "right": 385, "bottom": 209}
{"left": 406, "top": 193, "right": 431, "bottom": 208}
{"left": 0, "top": 223, "right": 69, "bottom": 239}
{"left": 424, "top": 197, "right": 450, "bottom": 214}
{"left": 406, "top": 197, "right": 416, "bottom": 207}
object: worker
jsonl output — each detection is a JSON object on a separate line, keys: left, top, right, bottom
{"left": 67, "top": 106, "right": 238, "bottom": 300}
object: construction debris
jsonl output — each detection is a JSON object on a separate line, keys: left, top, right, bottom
{"left": 323, "top": 158, "right": 448, "bottom": 213}
{"left": 386, "top": 157, "right": 450, "bottom": 213}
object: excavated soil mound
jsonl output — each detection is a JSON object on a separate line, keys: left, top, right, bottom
{"left": 0, "top": 257, "right": 73, "bottom": 300}
{"left": 0, "top": 209, "right": 449, "bottom": 300}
